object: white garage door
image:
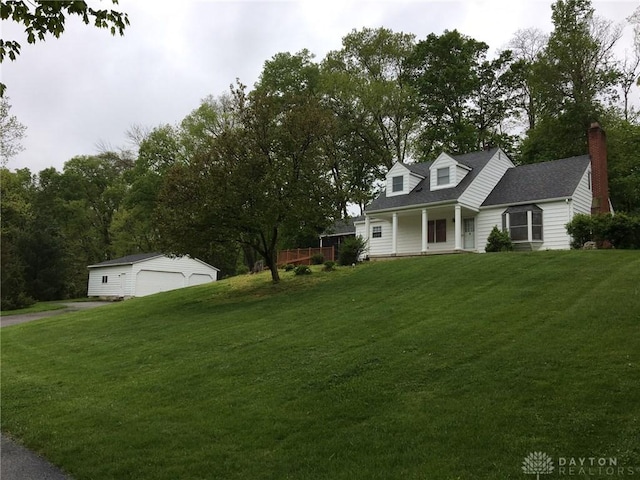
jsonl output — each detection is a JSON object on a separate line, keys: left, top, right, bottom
{"left": 135, "top": 270, "right": 184, "bottom": 297}
{"left": 189, "top": 273, "right": 214, "bottom": 286}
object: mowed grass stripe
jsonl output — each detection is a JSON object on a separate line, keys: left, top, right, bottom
{"left": 2, "top": 250, "right": 639, "bottom": 479}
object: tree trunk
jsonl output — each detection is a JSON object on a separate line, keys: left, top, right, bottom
{"left": 268, "top": 260, "right": 280, "bottom": 283}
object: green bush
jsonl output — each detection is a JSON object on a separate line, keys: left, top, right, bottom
{"left": 283, "top": 264, "right": 295, "bottom": 272}
{"left": 485, "top": 226, "right": 513, "bottom": 252}
{"left": 310, "top": 253, "right": 324, "bottom": 265}
{"left": 338, "top": 236, "right": 367, "bottom": 265}
{"left": 566, "top": 213, "right": 640, "bottom": 249}
{"left": 294, "top": 265, "right": 312, "bottom": 276}
{"left": 236, "top": 265, "right": 250, "bottom": 275}
{"left": 323, "top": 261, "right": 336, "bottom": 271}
{"left": 565, "top": 213, "right": 594, "bottom": 249}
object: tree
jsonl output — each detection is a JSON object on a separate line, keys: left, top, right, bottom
{"left": 321, "top": 28, "right": 419, "bottom": 215}
{"left": 505, "top": 28, "right": 548, "bottom": 131}
{"left": 110, "top": 125, "right": 179, "bottom": 257}
{"left": 157, "top": 55, "right": 337, "bottom": 283}
{"left": 408, "top": 30, "right": 515, "bottom": 159}
{"left": 603, "top": 114, "right": 640, "bottom": 213}
{"left": 0, "top": 167, "right": 34, "bottom": 309}
{"left": 0, "top": 97, "right": 26, "bottom": 165}
{"left": 0, "top": 1, "right": 129, "bottom": 95}
{"left": 521, "top": 0, "right": 622, "bottom": 163}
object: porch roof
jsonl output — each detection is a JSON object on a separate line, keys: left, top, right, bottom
{"left": 481, "top": 155, "right": 590, "bottom": 207}
{"left": 366, "top": 148, "right": 499, "bottom": 213}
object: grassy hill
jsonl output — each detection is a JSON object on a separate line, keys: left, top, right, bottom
{"left": 2, "top": 251, "right": 639, "bottom": 479}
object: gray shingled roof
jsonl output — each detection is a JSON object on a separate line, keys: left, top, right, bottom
{"left": 320, "top": 216, "right": 363, "bottom": 237}
{"left": 481, "top": 155, "right": 590, "bottom": 207}
{"left": 366, "top": 148, "right": 500, "bottom": 212}
{"left": 88, "top": 252, "right": 163, "bottom": 268}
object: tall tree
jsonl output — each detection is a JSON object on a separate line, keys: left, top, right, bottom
{"left": 505, "top": 28, "right": 548, "bottom": 131}
{"left": 408, "top": 30, "right": 514, "bottom": 159}
{"left": 110, "top": 125, "right": 179, "bottom": 257}
{"left": 0, "top": 0, "right": 129, "bottom": 95}
{"left": 321, "top": 28, "right": 418, "bottom": 215}
{"left": 157, "top": 54, "right": 337, "bottom": 283}
{"left": 520, "top": 0, "right": 622, "bottom": 163}
{"left": 0, "top": 97, "right": 26, "bottom": 165}
{"left": 0, "top": 168, "right": 34, "bottom": 309}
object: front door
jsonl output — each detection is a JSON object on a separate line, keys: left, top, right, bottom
{"left": 463, "top": 218, "right": 475, "bottom": 249}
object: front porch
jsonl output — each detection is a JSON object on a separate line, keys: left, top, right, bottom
{"left": 361, "top": 204, "right": 479, "bottom": 257}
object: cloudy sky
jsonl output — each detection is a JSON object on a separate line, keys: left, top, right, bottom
{"left": 3, "top": 0, "right": 638, "bottom": 173}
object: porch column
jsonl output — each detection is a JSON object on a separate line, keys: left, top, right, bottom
{"left": 454, "top": 204, "right": 462, "bottom": 250}
{"left": 527, "top": 210, "right": 533, "bottom": 242}
{"left": 421, "top": 208, "right": 428, "bottom": 253}
{"left": 392, "top": 212, "right": 398, "bottom": 255}
{"left": 364, "top": 215, "right": 371, "bottom": 242}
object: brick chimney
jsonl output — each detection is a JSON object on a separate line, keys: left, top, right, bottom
{"left": 588, "top": 122, "right": 610, "bottom": 214}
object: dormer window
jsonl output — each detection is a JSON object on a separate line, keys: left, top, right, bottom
{"left": 392, "top": 176, "right": 404, "bottom": 192}
{"left": 437, "top": 167, "right": 450, "bottom": 186}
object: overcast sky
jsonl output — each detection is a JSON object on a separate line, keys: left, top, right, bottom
{"left": 2, "top": 0, "right": 638, "bottom": 173}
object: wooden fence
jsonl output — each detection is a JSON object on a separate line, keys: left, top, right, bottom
{"left": 277, "top": 246, "right": 335, "bottom": 266}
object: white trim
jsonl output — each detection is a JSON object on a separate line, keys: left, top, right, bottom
{"left": 479, "top": 196, "right": 573, "bottom": 210}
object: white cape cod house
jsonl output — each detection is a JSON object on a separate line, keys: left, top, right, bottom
{"left": 88, "top": 253, "right": 219, "bottom": 298}
{"left": 355, "top": 123, "right": 610, "bottom": 257}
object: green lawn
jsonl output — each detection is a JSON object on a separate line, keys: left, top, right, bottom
{"left": 2, "top": 251, "right": 639, "bottom": 479}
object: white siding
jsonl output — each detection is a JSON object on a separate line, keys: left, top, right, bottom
{"left": 385, "top": 163, "right": 425, "bottom": 197}
{"left": 476, "top": 209, "right": 504, "bottom": 253}
{"left": 189, "top": 273, "right": 215, "bottom": 286}
{"left": 87, "top": 265, "right": 132, "bottom": 297}
{"left": 478, "top": 200, "right": 573, "bottom": 252}
{"left": 88, "top": 255, "right": 218, "bottom": 298}
{"left": 459, "top": 149, "right": 515, "bottom": 209}
{"left": 430, "top": 154, "right": 458, "bottom": 191}
{"left": 131, "top": 256, "right": 218, "bottom": 296}
{"left": 136, "top": 270, "right": 185, "bottom": 296}
{"left": 572, "top": 166, "right": 592, "bottom": 216}
{"left": 537, "top": 201, "right": 573, "bottom": 250}
{"left": 365, "top": 219, "right": 393, "bottom": 256}
{"left": 396, "top": 215, "right": 422, "bottom": 254}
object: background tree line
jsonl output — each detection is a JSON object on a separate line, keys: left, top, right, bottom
{"left": 2, "top": 0, "right": 639, "bottom": 306}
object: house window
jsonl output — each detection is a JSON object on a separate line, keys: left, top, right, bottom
{"left": 509, "top": 211, "right": 529, "bottom": 241}
{"left": 532, "top": 211, "right": 543, "bottom": 241}
{"left": 437, "top": 167, "right": 450, "bottom": 186}
{"left": 502, "top": 205, "right": 543, "bottom": 242}
{"left": 392, "top": 176, "right": 403, "bottom": 192}
{"left": 372, "top": 226, "right": 382, "bottom": 238}
{"left": 102, "top": 275, "right": 108, "bottom": 284}
{"left": 427, "top": 219, "right": 447, "bottom": 243}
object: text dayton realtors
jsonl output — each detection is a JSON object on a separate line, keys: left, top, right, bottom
{"left": 557, "top": 457, "right": 637, "bottom": 476}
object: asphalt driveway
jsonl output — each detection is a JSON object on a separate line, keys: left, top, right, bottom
{"left": 1, "top": 301, "right": 109, "bottom": 328}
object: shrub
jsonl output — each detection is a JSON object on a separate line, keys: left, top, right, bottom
{"left": 607, "top": 213, "right": 640, "bottom": 249}
{"left": 338, "top": 236, "right": 367, "bottom": 265}
{"left": 236, "top": 265, "right": 250, "bottom": 275}
{"left": 323, "top": 260, "right": 336, "bottom": 271}
{"left": 283, "top": 264, "right": 295, "bottom": 272}
{"left": 566, "top": 213, "right": 640, "bottom": 249}
{"left": 294, "top": 265, "right": 312, "bottom": 276}
{"left": 485, "top": 226, "right": 513, "bottom": 252}
{"left": 310, "top": 253, "right": 324, "bottom": 265}
{"left": 565, "top": 213, "right": 594, "bottom": 249}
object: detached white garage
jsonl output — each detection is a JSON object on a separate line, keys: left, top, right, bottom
{"left": 87, "top": 253, "right": 219, "bottom": 298}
